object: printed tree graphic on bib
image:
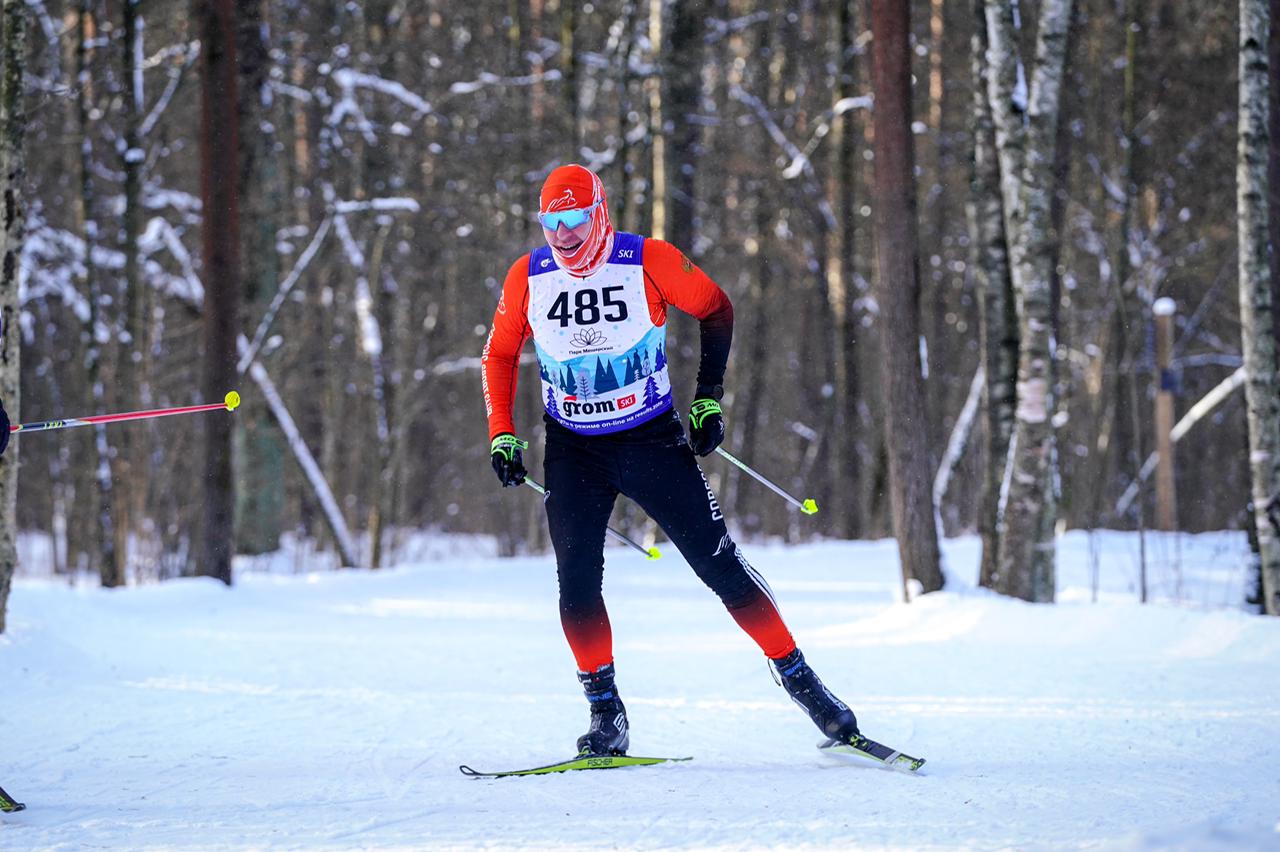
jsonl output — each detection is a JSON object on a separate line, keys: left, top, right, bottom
{"left": 643, "top": 375, "right": 660, "bottom": 407}
{"left": 595, "top": 357, "right": 620, "bottom": 393}
{"left": 546, "top": 385, "right": 557, "bottom": 414}
{"left": 654, "top": 344, "right": 667, "bottom": 372}
{"left": 575, "top": 370, "right": 594, "bottom": 398}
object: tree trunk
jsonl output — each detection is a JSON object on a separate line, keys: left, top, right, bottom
{"left": 0, "top": 0, "right": 26, "bottom": 632}
{"left": 970, "top": 0, "right": 1016, "bottom": 589}
{"left": 665, "top": 0, "right": 702, "bottom": 252}
{"left": 985, "top": 0, "right": 1073, "bottom": 602}
{"left": 834, "top": 0, "right": 864, "bottom": 539}
{"left": 116, "top": 0, "right": 145, "bottom": 572}
{"left": 77, "top": 0, "right": 124, "bottom": 587}
{"left": 1239, "top": 0, "right": 1280, "bottom": 615}
{"left": 197, "top": 0, "right": 241, "bottom": 585}
{"left": 1114, "top": 0, "right": 1149, "bottom": 597}
{"left": 1269, "top": 0, "right": 1280, "bottom": 351}
{"left": 235, "top": 0, "right": 285, "bottom": 556}
{"left": 646, "top": 0, "right": 665, "bottom": 241}
{"left": 869, "top": 0, "right": 944, "bottom": 594}
{"left": 561, "top": 0, "right": 579, "bottom": 148}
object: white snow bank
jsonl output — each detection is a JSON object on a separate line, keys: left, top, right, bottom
{"left": 2, "top": 531, "right": 1277, "bottom": 849}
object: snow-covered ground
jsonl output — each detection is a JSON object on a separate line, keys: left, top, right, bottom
{"left": 2, "top": 530, "right": 1278, "bottom": 850}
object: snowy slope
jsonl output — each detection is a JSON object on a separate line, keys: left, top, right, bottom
{"left": 2, "top": 531, "right": 1278, "bottom": 850}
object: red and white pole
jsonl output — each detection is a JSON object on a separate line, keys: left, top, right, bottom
{"left": 10, "top": 391, "right": 240, "bottom": 436}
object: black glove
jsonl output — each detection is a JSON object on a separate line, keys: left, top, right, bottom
{"left": 490, "top": 433, "right": 528, "bottom": 487}
{"left": 687, "top": 387, "right": 725, "bottom": 457}
{"left": 0, "top": 398, "right": 9, "bottom": 456}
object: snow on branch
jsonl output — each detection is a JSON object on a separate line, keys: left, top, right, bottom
{"left": 25, "top": 0, "right": 64, "bottom": 85}
{"left": 327, "top": 74, "right": 378, "bottom": 143}
{"left": 144, "top": 187, "right": 202, "bottom": 216}
{"left": 331, "top": 210, "right": 389, "bottom": 442}
{"left": 333, "top": 213, "right": 366, "bottom": 269}
{"left": 729, "top": 85, "right": 837, "bottom": 230}
{"left": 139, "top": 40, "right": 200, "bottom": 138}
{"left": 19, "top": 226, "right": 94, "bottom": 322}
{"left": 239, "top": 336, "right": 361, "bottom": 568}
{"left": 268, "top": 79, "right": 313, "bottom": 103}
{"left": 333, "top": 197, "right": 421, "bottom": 214}
{"left": 730, "top": 85, "right": 803, "bottom": 167}
{"left": 139, "top": 217, "right": 204, "bottom": 305}
{"left": 330, "top": 67, "right": 430, "bottom": 116}
{"left": 238, "top": 215, "right": 333, "bottom": 374}
{"left": 332, "top": 214, "right": 384, "bottom": 363}
{"left": 431, "top": 353, "right": 536, "bottom": 375}
{"left": 704, "top": 11, "right": 771, "bottom": 43}
{"left": 934, "top": 365, "right": 986, "bottom": 535}
{"left": 239, "top": 195, "right": 415, "bottom": 374}
{"left": 141, "top": 38, "right": 198, "bottom": 71}
{"left": 783, "top": 95, "right": 874, "bottom": 180}
{"left": 448, "top": 69, "right": 562, "bottom": 95}
{"left": 1114, "top": 366, "right": 1246, "bottom": 518}
{"left": 21, "top": 212, "right": 200, "bottom": 329}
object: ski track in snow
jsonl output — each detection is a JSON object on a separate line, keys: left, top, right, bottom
{"left": 2, "top": 531, "right": 1278, "bottom": 850}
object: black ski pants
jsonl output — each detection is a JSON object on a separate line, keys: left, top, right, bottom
{"left": 542, "top": 410, "right": 795, "bottom": 673}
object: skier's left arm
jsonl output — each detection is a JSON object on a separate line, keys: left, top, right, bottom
{"left": 641, "top": 238, "right": 734, "bottom": 391}
{"left": 642, "top": 238, "right": 732, "bottom": 455}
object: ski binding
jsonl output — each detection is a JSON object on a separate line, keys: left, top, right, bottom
{"left": 819, "top": 734, "right": 926, "bottom": 772}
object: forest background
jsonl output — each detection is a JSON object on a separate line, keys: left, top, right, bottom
{"left": 0, "top": 0, "right": 1273, "bottom": 611}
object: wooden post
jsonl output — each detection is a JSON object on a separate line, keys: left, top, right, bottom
{"left": 1153, "top": 298, "right": 1178, "bottom": 531}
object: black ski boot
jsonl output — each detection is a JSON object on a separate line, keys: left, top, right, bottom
{"left": 772, "top": 648, "right": 860, "bottom": 743}
{"left": 576, "top": 663, "right": 630, "bottom": 756}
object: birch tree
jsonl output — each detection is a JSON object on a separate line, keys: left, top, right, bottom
{"left": 1238, "top": 0, "right": 1280, "bottom": 615}
{"left": 970, "top": 0, "right": 1017, "bottom": 589}
{"left": 0, "top": 0, "right": 25, "bottom": 630}
{"left": 983, "top": 0, "right": 1074, "bottom": 602}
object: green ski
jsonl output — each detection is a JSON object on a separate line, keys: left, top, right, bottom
{"left": 459, "top": 754, "right": 692, "bottom": 778}
{"left": 0, "top": 785, "right": 25, "bottom": 813}
{"left": 819, "top": 735, "right": 926, "bottom": 772}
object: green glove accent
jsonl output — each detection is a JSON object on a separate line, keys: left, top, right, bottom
{"left": 490, "top": 434, "right": 529, "bottom": 462}
{"left": 689, "top": 398, "right": 722, "bottom": 429}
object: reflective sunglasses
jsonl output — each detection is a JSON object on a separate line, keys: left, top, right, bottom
{"left": 538, "top": 199, "right": 602, "bottom": 231}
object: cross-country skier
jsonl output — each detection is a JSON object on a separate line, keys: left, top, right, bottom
{"left": 481, "top": 164, "right": 861, "bottom": 757}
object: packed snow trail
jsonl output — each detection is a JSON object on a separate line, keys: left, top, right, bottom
{"left": 2, "top": 532, "right": 1277, "bottom": 849}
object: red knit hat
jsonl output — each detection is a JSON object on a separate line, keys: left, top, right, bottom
{"left": 539, "top": 164, "right": 614, "bottom": 277}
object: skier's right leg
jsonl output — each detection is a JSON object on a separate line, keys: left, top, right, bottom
{"left": 616, "top": 421, "right": 859, "bottom": 744}
{"left": 544, "top": 426, "right": 629, "bottom": 754}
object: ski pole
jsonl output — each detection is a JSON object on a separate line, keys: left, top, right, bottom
{"left": 714, "top": 446, "right": 819, "bottom": 515}
{"left": 10, "top": 391, "right": 242, "bottom": 436}
{"left": 523, "top": 477, "right": 661, "bottom": 560}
